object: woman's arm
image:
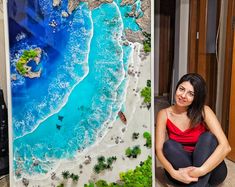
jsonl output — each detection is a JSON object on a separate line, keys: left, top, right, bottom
{"left": 155, "top": 109, "right": 198, "bottom": 183}
{"left": 189, "top": 105, "right": 231, "bottom": 177}
{"left": 155, "top": 109, "right": 175, "bottom": 175}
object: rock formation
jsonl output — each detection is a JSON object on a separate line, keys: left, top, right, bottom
{"left": 136, "top": 0, "right": 151, "bottom": 33}
{"left": 120, "top": 0, "right": 135, "bottom": 6}
{"left": 125, "top": 29, "right": 145, "bottom": 44}
{"left": 53, "top": 0, "right": 61, "bottom": 7}
{"left": 68, "top": 0, "right": 80, "bottom": 14}
{"left": 85, "top": 0, "right": 113, "bottom": 10}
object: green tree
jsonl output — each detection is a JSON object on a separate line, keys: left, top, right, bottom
{"left": 97, "top": 156, "right": 105, "bottom": 163}
{"left": 111, "top": 156, "right": 117, "bottom": 161}
{"left": 143, "top": 132, "right": 152, "bottom": 148}
{"left": 95, "top": 180, "right": 109, "bottom": 187}
{"left": 125, "top": 147, "right": 132, "bottom": 158}
{"left": 143, "top": 41, "right": 151, "bottom": 53}
{"left": 125, "top": 146, "right": 141, "bottom": 158}
{"left": 141, "top": 87, "right": 151, "bottom": 104}
{"left": 107, "top": 157, "right": 114, "bottom": 168}
{"left": 84, "top": 182, "right": 95, "bottom": 187}
{"left": 109, "top": 183, "right": 122, "bottom": 187}
{"left": 70, "top": 173, "right": 79, "bottom": 182}
{"left": 61, "top": 170, "right": 70, "bottom": 179}
{"left": 93, "top": 164, "right": 102, "bottom": 174}
{"left": 94, "top": 156, "right": 117, "bottom": 173}
{"left": 132, "top": 132, "right": 139, "bottom": 140}
{"left": 147, "top": 80, "right": 151, "bottom": 87}
{"left": 142, "top": 32, "right": 151, "bottom": 53}
{"left": 57, "top": 183, "right": 64, "bottom": 187}
{"left": 22, "top": 49, "right": 37, "bottom": 59}
{"left": 132, "top": 146, "right": 141, "bottom": 158}
{"left": 84, "top": 157, "right": 152, "bottom": 187}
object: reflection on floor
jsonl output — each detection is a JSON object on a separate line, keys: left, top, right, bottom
{"left": 154, "top": 96, "right": 235, "bottom": 187}
{"left": 0, "top": 175, "right": 8, "bottom": 187}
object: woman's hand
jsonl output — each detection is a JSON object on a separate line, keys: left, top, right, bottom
{"left": 172, "top": 167, "right": 199, "bottom": 184}
{"left": 188, "top": 166, "right": 205, "bottom": 178}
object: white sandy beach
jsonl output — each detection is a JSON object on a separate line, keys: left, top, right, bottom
{"left": 13, "top": 42, "right": 152, "bottom": 187}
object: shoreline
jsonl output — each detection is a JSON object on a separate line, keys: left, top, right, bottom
{"left": 14, "top": 42, "right": 152, "bottom": 186}
{"left": 13, "top": 41, "right": 136, "bottom": 182}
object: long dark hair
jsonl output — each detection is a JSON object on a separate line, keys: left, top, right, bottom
{"left": 175, "top": 73, "right": 207, "bottom": 126}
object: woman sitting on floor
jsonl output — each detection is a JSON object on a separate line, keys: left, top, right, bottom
{"left": 155, "top": 73, "right": 231, "bottom": 186}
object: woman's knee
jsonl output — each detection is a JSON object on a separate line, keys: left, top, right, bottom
{"left": 163, "top": 139, "right": 182, "bottom": 154}
{"left": 163, "top": 139, "right": 192, "bottom": 169}
{"left": 198, "top": 132, "right": 218, "bottom": 147}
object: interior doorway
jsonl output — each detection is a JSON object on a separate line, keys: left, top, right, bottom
{"left": 227, "top": 29, "right": 235, "bottom": 161}
{"left": 224, "top": 0, "right": 235, "bottom": 161}
{"left": 158, "top": 0, "right": 175, "bottom": 99}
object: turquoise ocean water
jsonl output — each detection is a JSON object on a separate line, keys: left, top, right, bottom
{"left": 10, "top": 0, "right": 142, "bottom": 176}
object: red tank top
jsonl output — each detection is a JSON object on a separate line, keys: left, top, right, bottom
{"left": 166, "top": 118, "right": 207, "bottom": 152}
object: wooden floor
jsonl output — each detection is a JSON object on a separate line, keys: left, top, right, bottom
{"left": 154, "top": 96, "right": 235, "bottom": 187}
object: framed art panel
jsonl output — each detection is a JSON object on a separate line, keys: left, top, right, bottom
{"left": 3, "top": 0, "right": 154, "bottom": 186}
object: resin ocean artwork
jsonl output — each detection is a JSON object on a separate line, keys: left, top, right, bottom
{"left": 6, "top": 0, "right": 152, "bottom": 186}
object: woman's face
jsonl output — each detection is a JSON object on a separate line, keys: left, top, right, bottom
{"left": 175, "top": 81, "right": 194, "bottom": 107}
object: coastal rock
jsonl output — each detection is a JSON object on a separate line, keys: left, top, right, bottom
{"left": 125, "top": 29, "right": 145, "bottom": 43}
{"left": 86, "top": 0, "right": 113, "bottom": 10}
{"left": 84, "top": 158, "right": 91, "bottom": 165}
{"left": 33, "top": 48, "right": 42, "bottom": 65}
{"left": 49, "top": 20, "right": 57, "bottom": 27}
{"left": 61, "top": 10, "right": 69, "bottom": 18}
{"left": 120, "top": 0, "right": 135, "bottom": 6}
{"left": 22, "top": 178, "right": 29, "bottom": 186}
{"left": 122, "top": 40, "right": 129, "bottom": 46}
{"left": 136, "top": 0, "right": 151, "bottom": 33}
{"left": 66, "top": 0, "right": 113, "bottom": 12}
{"left": 53, "top": 0, "right": 61, "bottom": 7}
{"left": 127, "top": 4, "right": 137, "bottom": 17}
{"left": 68, "top": 0, "right": 80, "bottom": 14}
{"left": 32, "top": 159, "right": 39, "bottom": 166}
{"left": 135, "top": 11, "right": 140, "bottom": 18}
{"left": 51, "top": 172, "right": 56, "bottom": 180}
{"left": 15, "top": 169, "right": 22, "bottom": 177}
{"left": 11, "top": 74, "right": 17, "bottom": 81}
{"left": 25, "top": 69, "right": 42, "bottom": 79}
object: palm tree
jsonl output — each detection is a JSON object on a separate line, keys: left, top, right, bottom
{"left": 125, "top": 146, "right": 141, "bottom": 158}
{"left": 97, "top": 156, "right": 105, "bottom": 163}
{"left": 143, "top": 132, "right": 152, "bottom": 148}
{"left": 111, "top": 156, "right": 117, "bottom": 161}
{"left": 62, "top": 170, "right": 70, "bottom": 179}
{"left": 132, "top": 132, "right": 139, "bottom": 140}
{"left": 107, "top": 157, "right": 114, "bottom": 168}
{"left": 70, "top": 173, "right": 79, "bottom": 182}
{"left": 125, "top": 147, "right": 132, "bottom": 158}
{"left": 84, "top": 182, "right": 95, "bottom": 187}
{"left": 57, "top": 183, "right": 64, "bottom": 187}
{"left": 93, "top": 164, "right": 101, "bottom": 174}
{"left": 132, "top": 146, "right": 141, "bottom": 158}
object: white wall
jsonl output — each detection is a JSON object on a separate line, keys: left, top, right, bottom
{"left": 154, "top": 0, "right": 160, "bottom": 96}
{"left": 171, "top": 0, "right": 189, "bottom": 102}
{"left": 0, "top": 1, "right": 7, "bottom": 101}
{"left": 216, "top": 0, "right": 228, "bottom": 122}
